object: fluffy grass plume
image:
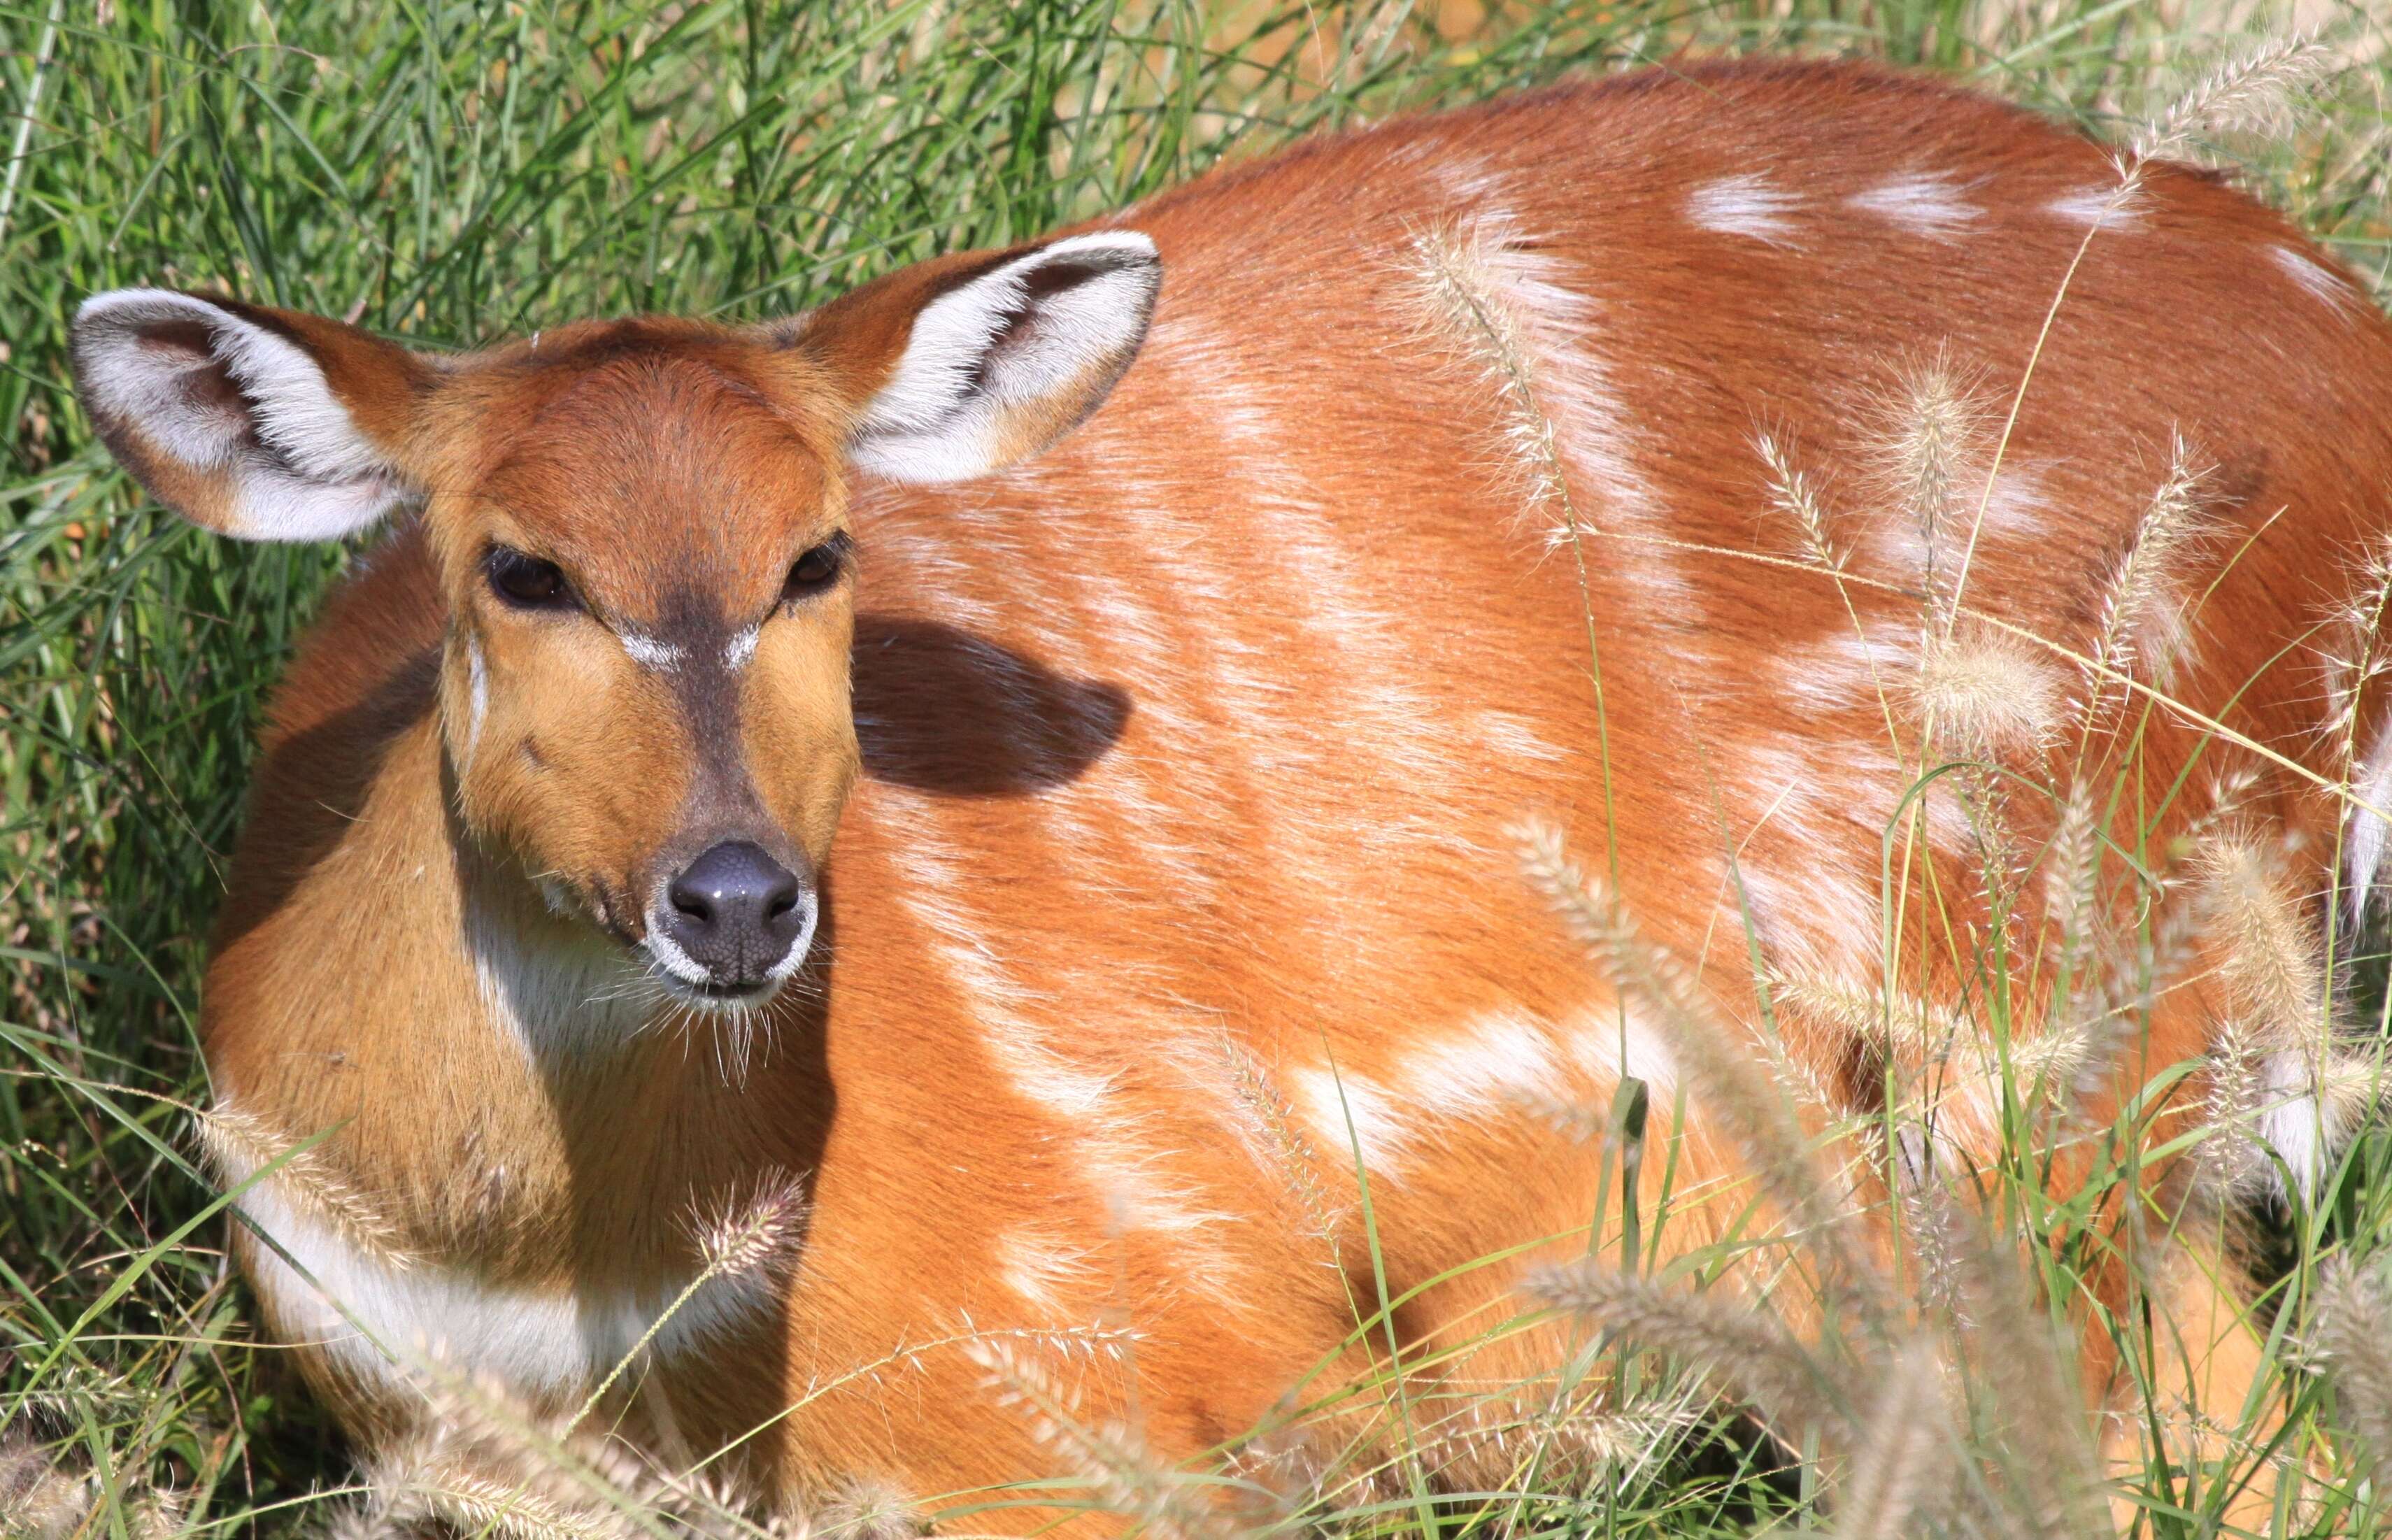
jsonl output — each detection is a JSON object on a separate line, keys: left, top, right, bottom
{"left": 194, "top": 1104, "right": 423, "bottom": 1271}
{"left": 2194, "top": 825, "right": 2333, "bottom": 1057}
{"left": 691, "top": 1169, "right": 812, "bottom": 1282}
{"left": 1406, "top": 219, "right": 1579, "bottom": 527}
{"left": 325, "top": 1369, "right": 795, "bottom": 1540}
{"left": 1825, "top": 1339, "right": 1951, "bottom": 1540}
{"left": 967, "top": 1339, "right": 1226, "bottom": 1540}
{"left": 1918, "top": 622, "right": 2063, "bottom": 755}
{"left": 2086, "top": 432, "right": 2214, "bottom": 692}
{"left": 2133, "top": 31, "right": 2341, "bottom": 165}
{"left": 1522, "top": 1259, "right": 1857, "bottom": 1450}
{"left": 1756, "top": 427, "right": 1846, "bottom": 573}
{"left": 2314, "top": 1257, "right": 2392, "bottom": 1502}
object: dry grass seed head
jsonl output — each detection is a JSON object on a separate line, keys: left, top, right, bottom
{"left": 1755, "top": 428, "right": 1843, "bottom": 571}
{"left": 2044, "top": 780, "right": 2105, "bottom": 985}
{"left": 1918, "top": 622, "right": 2062, "bottom": 757}
{"left": 1946, "top": 1224, "right": 2107, "bottom": 1539}
{"left": 2133, "top": 32, "right": 2337, "bottom": 164}
{"left": 1508, "top": 1086, "right": 1613, "bottom": 1146}
{"left": 2198, "top": 1018, "right": 2271, "bottom": 1197}
{"left": 1405, "top": 219, "right": 1576, "bottom": 528}
{"left": 339, "top": 1368, "right": 788, "bottom": 1540}
{"left": 1213, "top": 1032, "right": 1348, "bottom": 1255}
{"left": 0, "top": 1434, "right": 94, "bottom": 1540}
{"left": 2191, "top": 825, "right": 2330, "bottom": 1057}
{"left": 1416, "top": 1385, "right": 1701, "bottom": 1490}
{"left": 1828, "top": 1337, "right": 1953, "bottom": 1540}
{"left": 1770, "top": 970, "right": 1972, "bottom": 1071}
{"left": 966, "top": 1339, "right": 1225, "bottom": 1540}
{"left": 127, "top": 1488, "right": 188, "bottom": 1540}
{"left": 195, "top": 1105, "right": 421, "bottom": 1270}
{"left": 1865, "top": 345, "right": 1992, "bottom": 614}
{"left": 813, "top": 1478, "right": 928, "bottom": 1540}
{"left": 2314, "top": 1255, "right": 2392, "bottom": 1495}
{"left": 690, "top": 1169, "right": 811, "bottom": 1281}
{"left": 1523, "top": 1260, "right": 1859, "bottom": 1452}
{"left": 2322, "top": 1048, "right": 2385, "bottom": 1132}
{"left": 2086, "top": 432, "right": 2214, "bottom": 694}
{"left": 2044, "top": 835, "right": 2228, "bottom": 1136}
{"left": 2320, "top": 534, "right": 2392, "bottom": 753}
{"left": 387, "top": 1467, "right": 622, "bottom": 1540}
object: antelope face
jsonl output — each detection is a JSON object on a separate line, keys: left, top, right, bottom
{"left": 431, "top": 336, "right": 860, "bottom": 1004}
{"left": 70, "top": 234, "right": 1160, "bottom": 1009}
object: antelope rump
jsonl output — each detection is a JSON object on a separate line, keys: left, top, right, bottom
{"left": 69, "top": 58, "right": 2392, "bottom": 1527}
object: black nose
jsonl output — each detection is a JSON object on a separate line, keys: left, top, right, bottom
{"left": 662, "top": 841, "right": 809, "bottom": 987}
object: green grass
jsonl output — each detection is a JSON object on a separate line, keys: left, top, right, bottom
{"left": 5, "top": 1, "right": 2392, "bottom": 1535}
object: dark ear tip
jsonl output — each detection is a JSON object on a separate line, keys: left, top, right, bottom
{"left": 1042, "top": 230, "right": 1160, "bottom": 278}
{"left": 1076, "top": 242, "right": 1160, "bottom": 276}
{"left": 71, "top": 287, "right": 241, "bottom": 350}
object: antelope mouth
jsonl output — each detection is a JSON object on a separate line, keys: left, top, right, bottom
{"left": 656, "top": 971, "right": 788, "bottom": 1013}
{"left": 639, "top": 942, "right": 808, "bottom": 1013}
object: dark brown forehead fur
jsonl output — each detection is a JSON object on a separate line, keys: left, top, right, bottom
{"left": 420, "top": 321, "right": 848, "bottom": 628}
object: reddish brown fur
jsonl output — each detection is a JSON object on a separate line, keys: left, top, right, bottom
{"left": 104, "top": 60, "right": 2392, "bottom": 1523}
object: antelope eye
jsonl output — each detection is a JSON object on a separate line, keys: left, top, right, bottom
{"left": 783, "top": 535, "right": 849, "bottom": 603}
{"left": 484, "top": 547, "right": 575, "bottom": 611}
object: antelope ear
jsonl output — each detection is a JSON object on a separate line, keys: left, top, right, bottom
{"left": 71, "top": 289, "right": 429, "bottom": 541}
{"left": 796, "top": 231, "right": 1160, "bottom": 485}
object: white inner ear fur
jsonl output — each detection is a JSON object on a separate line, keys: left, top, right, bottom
{"left": 849, "top": 230, "right": 1160, "bottom": 485}
{"left": 73, "top": 287, "right": 406, "bottom": 541}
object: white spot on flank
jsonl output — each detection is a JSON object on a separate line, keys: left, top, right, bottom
{"left": 722, "top": 625, "right": 760, "bottom": 670}
{"left": 1145, "top": 316, "right": 1481, "bottom": 819}
{"left": 1867, "top": 467, "right": 2048, "bottom": 574}
{"left": 1290, "top": 1002, "right": 1678, "bottom": 1181}
{"left": 2258, "top": 1053, "right": 2334, "bottom": 1201}
{"left": 1847, "top": 173, "right": 1981, "bottom": 241}
{"left": 2046, "top": 185, "right": 2146, "bottom": 229}
{"left": 995, "top": 1230, "right": 1099, "bottom": 1315}
{"left": 2345, "top": 713, "right": 2392, "bottom": 930}
{"left": 1724, "top": 736, "right": 1981, "bottom": 974}
{"left": 2273, "top": 245, "right": 2360, "bottom": 314}
{"left": 1435, "top": 156, "right": 1513, "bottom": 211}
{"left": 1560, "top": 999, "right": 1679, "bottom": 1096}
{"left": 620, "top": 632, "right": 685, "bottom": 671}
{"left": 227, "top": 1174, "right": 765, "bottom": 1400}
{"left": 1977, "top": 464, "right": 2051, "bottom": 536}
{"left": 1735, "top": 848, "right": 1883, "bottom": 977}
{"left": 876, "top": 808, "right": 1239, "bottom": 1292}
{"left": 1772, "top": 631, "right": 1918, "bottom": 713}
{"left": 1292, "top": 1064, "right": 1416, "bottom": 1174}
{"left": 1403, "top": 1011, "right": 1571, "bottom": 1120}
{"left": 1687, "top": 174, "right": 1801, "bottom": 246}
{"left": 1476, "top": 709, "right": 1568, "bottom": 762}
